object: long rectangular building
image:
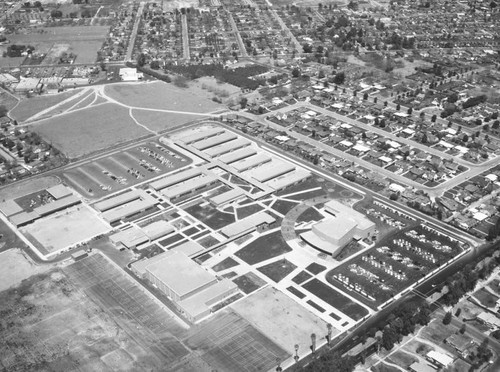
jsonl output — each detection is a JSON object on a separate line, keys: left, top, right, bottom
{"left": 191, "top": 132, "right": 238, "bottom": 151}
{"left": 179, "top": 127, "right": 225, "bottom": 145}
{"left": 266, "top": 168, "right": 311, "bottom": 191}
{"left": 94, "top": 189, "right": 143, "bottom": 212}
{"left": 161, "top": 175, "right": 217, "bottom": 200}
{"left": 245, "top": 161, "right": 295, "bottom": 183}
{"left": 203, "top": 138, "right": 251, "bottom": 158}
{"left": 220, "top": 211, "right": 276, "bottom": 238}
{"left": 231, "top": 153, "right": 271, "bottom": 173}
{"left": 33, "top": 195, "right": 81, "bottom": 216}
{"left": 218, "top": 147, "right": 257, "bottom": 164}
{"left": 209, "top": 188, "right": 245, "bottom": 207}
{"left": 102, "top": 191, "right": 157, "bottom": 223}
{"left": 149, "top": 168, "right": 202, "bottom": 191}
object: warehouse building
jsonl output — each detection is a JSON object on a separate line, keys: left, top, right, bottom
{"left": 191, "top": 132, "right": 238, "bottom": 151}
{"left": 101, "top": 190, "right": 158, "bottom": 224}
{"left": 179, "top": 127, "right": 225, "bottom": 145}
{"left": 209, "top": 188, "right": 245, "bottom": 207}
{"left": 300, "top": 200, "right": 375, "bottom": 256}
{"left": 231, "top": 153, "right": 271, "bottom": 173}
{"left": 161, "top": 175, "right": 218, "bottom": 200}
{"left": 131, "top": 250, "right": 239, "bottom": 322}
{"left": 149, "top": 168, "right": 203, "bottom": 191}
{"left": 245, "top": 160, "right": 295, "bottom": 183}
{"left": 203, "top": 138, "right": 251, "bottom": 158}
{"left": 94, "top": 189, "right": 144, "bottom": 212}
{"left": 266, "top": 168, "right": 311, "bottom": 191}
{"left": 220, "top": 211, "right": 276, "bottom": 238}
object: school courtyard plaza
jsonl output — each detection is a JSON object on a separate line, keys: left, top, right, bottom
{"left": 0, "top": 123, "right": 469, "bottom": 371}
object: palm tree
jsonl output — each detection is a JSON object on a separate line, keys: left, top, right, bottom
{"left": 327, "top": 323, "right": 333, "bottom": 345}
{"left": 311, "top": 333, "right": 316, "bottom": 353}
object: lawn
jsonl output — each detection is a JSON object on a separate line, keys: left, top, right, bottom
{"left": 0, "top": 175, "right": 59, "bottom": 201}
{"left": 235, "top": 231, "right": 292, "bottom": 265}
{"left": 270, "top": 199, "right": 299, "bottom": 215}
{"left": 488, "top": 279, "right": 500, "bottom": 296}
{"left": 306, "top": 262, "right": 326, "bottom": 275}
{"left": 473, "top": 288, "right": 499, "bottom": 309}
{"left": 257, "top": 259, "right": 297, "bottom": 283}
{"left": 183, "top": 202, "right": 235, "bottom": 230}
{"left": 296, "top": 207, "right": 323, "bottom": 223}
{"left": 302, "top": 279, "right": 369, "bottom": 321}
{"left": 235, "top": 203, "right": 264, "bottom": 220}
{"left": 131, "top": 109, "right": 203, "bottom": 133}
{"left": 105, "top": 81, "right": 223, "bottom": 113}
{"left": 232, "top": 272, "right": 266, "bottom": 294}
{"left": 212, "top": 257, "right": 239, "bottom": 272}
{"left": 10, "top": 89, "right": 83, "bottom": 122}
{"left": 386, "top": 351, "right": 418, "bottom": 370}
{"left": 30, "top": 103, "right": 151, "bottom": 159}
{"left": 292, "top": 270, "right": 313, "bottom": 285}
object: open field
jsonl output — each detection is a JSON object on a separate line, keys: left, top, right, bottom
{"left": 4, "top": 26, "right": 108, "bottom": 65}
{"left": 0, "top": 252, "right": 188, "bottom": 372}
{"left": 257, "top": 258, "right": 297, "bottom": 283}
{"left": 232, "top": 286, "right": 335, "bottom": 354}
{"left": 0, "top": 218, "right": 28, "bottom": 254}
{"left": 21, "top": 205, "right": 110, "bottom": 255}
{"left": 0, "top": 175, "right": 59, "bottom": 201}
{"left": 131, "top": 108, "right": 203, "bottom": 133}
{"left": 63, "top": 141, "right": 190, "bottom": 199}
{"left": 10, "top": 89, "right": 83, "bottom": 122}
{"left": 30, "top": 103, "right": 151, "bottom": 158}
{"left": 0, "top": 249, "right": 50, "bottom": 292}
{"left": 183, "top": 309, "right": 289, "bottom": 372}
{"left": 184, "top": 201, "right": 236, "bottom": 230}
{"left": 232, "top": 272, "right": 266, "bottom": 294}
{"left": 105, "top": 81, "right": 223, "bottom": 113}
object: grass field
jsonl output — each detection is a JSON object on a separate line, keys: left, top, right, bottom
{"left": 212, "top": 257, "right": 239, "bottom": 272}
{"left": 21, "top": 205, "right": 110, "bottom": 255}
{"left": 10, "top": 89, "right": 83, "bottom": 122}
{"left": 30, "top": 103, "right": 151, "bottom": 158}
{"left": 303, "top": 279, "right": 369, "bottom": 321}
{"left": 183, "top": 309, "right": 289, "bottom": 372}
{"left": 232, "top": 272, "right": 267, "bottom": 294}
{"left": 184, "top": 202, "right": 236, "bottom": 230}
{"left": 473, "top": 288, "right": 499, "bottom": 309}
{"left": 257, "top": 258, "right": 297, "bottom": 283}
{"left": 105, "top": 81, "right": 223, "bottom": 113}
{"left": 5, "top": 26, "right": 108, "bottom": 64}
{"left": 0, "top": 175, "right": 59, "bottom": 202}
{"left": 235, "top": 231, "right": 292, "bottom": 265}
{"left": 232, "top": 286, "right": 335, "bottom": 355}
{"left": 131, "top": 108, "right": 203, "bottom": 133}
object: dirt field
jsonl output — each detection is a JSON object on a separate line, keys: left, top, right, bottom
{"left": 0, "top": 175, "right": 59, "bottom": 201}
{"left": 0, "top": 249, "right": 50, "bottom": 292}
{"left": 21, "top": 205, "right": 110, "bottom": 255}
{"left": 30, "top": 102, "right": 152, "bottom": 158}
{"left": 231, "top": 286, "right": 334, "bottom": 354}
{"left": 0, "top": 253, "right": 189, "bottom": 371}
{"left": 10, "top": 89, "right": 83, "bottom": 122}
{"left": 105, "top": 81, "right": 223, "bottom": 113}
{"left": 131, "top": 108, "right": 203, "bottom": 133}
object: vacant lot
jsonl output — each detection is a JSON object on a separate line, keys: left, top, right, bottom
{"left": 232, "top": 286, "right": 334, "bottom": 355}
{"left": 0, "top": 249, "right": 49, "bottom": 292}
{"left": 0, "top": 175, "right": 59, "bottom": 202}
{"left": 132, "top": 108, "right": 204, "bottom": 133}
{"left": 105, "top": 81, "right": 223, "bottom": 113}
{"left": 10, "top": 89, "right": 83, "bottom": 122}
{"left": 22, "top": 205, "right": 110, "bottom": 255}
{"left": 30, "top": 103, "right": 151, "bottom": 158}
{"left": 6, "top": 26, "right": 108, "bottom": 64}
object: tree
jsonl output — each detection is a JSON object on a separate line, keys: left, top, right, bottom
{"left": 396, "top": 103, "right": 401, "bottom": 111}
{"left": 382, "top": 327, "right": 398, "bottom": 351}
{"left": 291, "top": 67, "right": 301, "bottom": 78}
{"left": 431, "top": 114, "right": 437, "bottom": 122}
{"left": 333, "top": 72, "right": 345, "bottom": 85}
{"left": 0, "top": 105, "right": 7, "bottom": 118}
{"left": 150, "top": 60, "right": 160, "bottom": 70}
{"left": 460, "top": 324, "right": 466, "bottom": 334}
{"left": 407, "top": 107, "right": 413, "bottom": 115}
{"left": 443, "top": 311, "right": 452, "bottom": 325}
{"left": 137, "top": 53, "right": 146, "bottom": 67}
{"left": 50, "top": 9, "right": 62, "bottom": 18}
{"left": 363, "top": 92, "right": 369, "bottom": 100}
{"left": 239, "top": 97, "right": 248, "bottom": 109}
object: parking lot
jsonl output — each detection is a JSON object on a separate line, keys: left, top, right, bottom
{"left": 63, "top": 141, "right": 190, "bottom": 199}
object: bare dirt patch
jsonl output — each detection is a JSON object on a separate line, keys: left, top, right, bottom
{"left": 231, "top": 286, "right": 334, "bottom": 353}
{"left": 0, "top": 248, "right": 51, "bottom": 292}
{"left": 131, "top": 108, "right": 203, "bottom": 133}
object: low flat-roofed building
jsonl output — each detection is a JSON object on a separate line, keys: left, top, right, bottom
{"left": 209, "top": 188, "right": 245, "bottom": 207}
{"left": 172, "top": 240, "right": 205, "bottom": 258}
{"left": 145, "top": 250, "right": 217, "bottom": 301}
{"left": 71, "top": 250, "right": 88, "bottom": 261}
{"left": 218, "top": 147, "right": 257, "bottom": 164}
{"left": 10, "top": 210, "right": 40, "bottom": 227}
{"left": 191, "top": 132, "right": 237, "bottom": 151}
{"left": 46, "top": 184, "right": 74, "bottom": 200}
{"left": 445, "top": 333, "right": 474, "bottom": 356}
{"left": 0, "top": 199, "right": 23, "bottom": 217}
{"left": 110, "top": 226, "right": 148, "bottom": 249}
{"left": 300, "top": 199, "right": 375, "bottom": 256}
{"left": 94, "top": 189, "right": 143, "bottom": 212}
{"left": 203, "top": 138, "right": 251, "bottom": 158}
{"left": 179, "top": 279, "right": 239, "bottom": 322}
{"left": 231, "top": 153, "right": 271, "bottom": 173}
{"left": 178, "top": 127, "right": 225, "bottom": 145}
{"left": 161, "top": 175, "right": 217, "bottom": 200}
{"left": 149, "top": 168, "right": 203, "bottom": 191}
{"left": 119, "top": 68, "right": 143, "bottom": 81}
{"left": 477, "top": 312, "right": 500, "bottom": 328}
{"left": 102, "top": 192, "right": 157, "bottom": 224}
{"left": 33, "top": 195, "right": 81, "bottom": 217}
{"left": 142, "top": 220, "right": 175, "bottom": 240}
{"left": 245, "top": 161, "right": 295, "bottom": 183}
{"left": 220, "top": 211, "right": 276, "bottom": 238}
{"left": 426, "top": 350, "right": 453, "bottom": 368}
{"left": 409, "top": 362, "right": 435, "bottom": 372}
{"left": 266, "top": 168, "right": 311, "bottom": 191}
